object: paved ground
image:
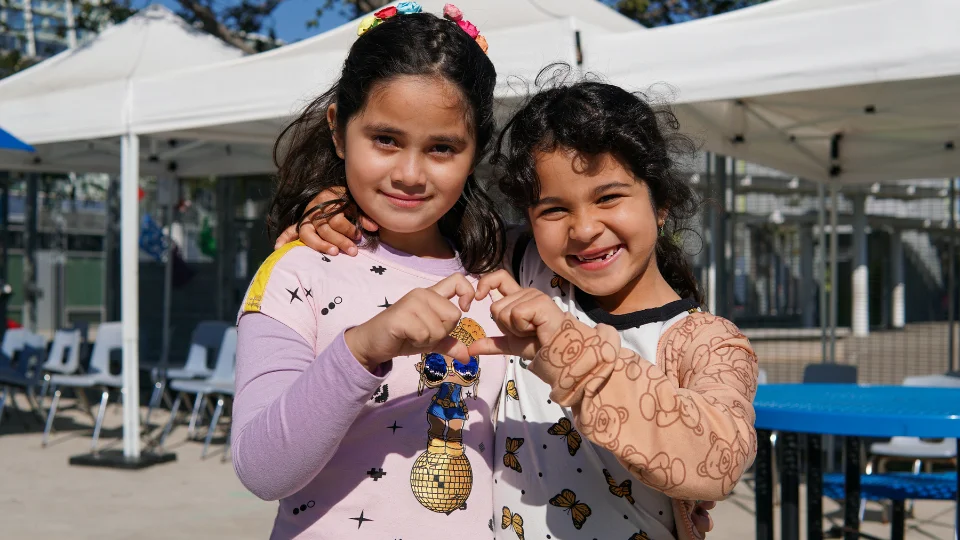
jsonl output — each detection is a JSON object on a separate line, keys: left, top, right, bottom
{"left": 0, "top": 395, "right": 954, "bottom": 539}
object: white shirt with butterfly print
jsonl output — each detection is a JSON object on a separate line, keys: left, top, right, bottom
{"left": 493, "top": 238, "right": 690, "bottom": 540}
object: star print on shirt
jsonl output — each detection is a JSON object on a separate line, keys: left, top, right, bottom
{"left": 370, "top": 265, "right": 386, "bottom": 275}
{"left": 378, "top": 298, "right": 392, "bottom": 309}
{"left": 387, "top": 421, "right": 402, "bottom": 433}
{"left": 349, "top": 510, "right": 373, "bottom": 528}
{"left": 286, "top": 287, "right": 302, "bottom": 303}
{"left": 366, "top": 467, "right": 387, "bottom": 481}
{"left": 304, "top": 288, "right": 313, "bottom": 298}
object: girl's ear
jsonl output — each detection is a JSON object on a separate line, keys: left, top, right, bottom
{"left": 657, "top": 207, "right": 669, "bottom": 228}
{"left": 327, "top": 104, "right": 344, "bottom": 159}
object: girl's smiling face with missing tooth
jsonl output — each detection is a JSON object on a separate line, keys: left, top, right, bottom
{"left": 528, "top": 149, "right": 679, "bottom": 315}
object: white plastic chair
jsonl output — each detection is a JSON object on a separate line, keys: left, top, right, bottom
{"left": 144, "top": 321, "right": 230, "bottom": 427}
{"left": 158, "top": 327, "right": 236, "bottom": 456}
{"left": 861, "top": 374, "right": 960, "bottom": 519}
{"left": 38, "top": 329, "right": 83, "bottom": 402}
{"left": 166, "top": 322, "right": 231, "bottom": 380}
{"left": 42, "top": 322, "right": 124, "bottom": 453}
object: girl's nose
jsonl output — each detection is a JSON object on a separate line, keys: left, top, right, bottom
{"left": 391, "top": 151, "right": 426, "bottom": 187}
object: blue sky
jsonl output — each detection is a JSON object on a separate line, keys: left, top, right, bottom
{"left": 155, "top": 0, "right": 352, "bottom": 43}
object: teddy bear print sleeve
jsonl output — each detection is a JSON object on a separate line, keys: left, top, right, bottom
{"left": 528, "top": 311, "right": 759, "bottom": 502}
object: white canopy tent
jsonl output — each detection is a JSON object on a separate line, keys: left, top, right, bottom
{"left": 129, "top": 0, "right": 639, "bottom": 150}
{"left": 0, "top": 5, "right": 249, "bottom": 174}
{"left": 581, "top": 0, "right": 960, "bottom": 184}
{"left": 583, "top": 0, "right": 960, "bottom": 347}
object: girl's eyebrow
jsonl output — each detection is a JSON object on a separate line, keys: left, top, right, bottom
{"left": 533, "top": 196, "right": 563, "bottom": 207}
{"left": 363, "top": 123, "right": 404, "bottom": 135}
{"left": 363, "top": 123, "right": 467, "bottom": 146}
{"left": 535, "top": 182, "right": 633, "bottom": 206}
{"left": 591, "top": 182, "right": 633, "bottom": 197}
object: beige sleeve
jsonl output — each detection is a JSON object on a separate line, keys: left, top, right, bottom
{"left": 529, "top": 312, "right": 758, "bottom": 501}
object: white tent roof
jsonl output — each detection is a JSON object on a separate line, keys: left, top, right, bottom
{"left": 0, "top": 5, "right": 243, "bottom": 146}
{"left": 582, "top": 0, "right": 960, "bottom": 183}
{"left": 129, "top": 0, "right": 637, "bottom": 148}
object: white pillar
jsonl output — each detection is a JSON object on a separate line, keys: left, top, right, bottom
{"left": 121, "top": 133, "right": 142, "bottom": 459}
{"left": 890, "top": 231, "right": 905, "bottom": 329}
{"left": 851, "top": 193, "right": 869, "bottom": 336}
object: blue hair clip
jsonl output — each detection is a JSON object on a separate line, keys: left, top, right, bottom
{"left": 396, "top": 2, "right": 423, "bottom": 14}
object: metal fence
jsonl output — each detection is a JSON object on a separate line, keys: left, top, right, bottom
{"left": 691, "top": 157, "right": 959, "bottom": 385}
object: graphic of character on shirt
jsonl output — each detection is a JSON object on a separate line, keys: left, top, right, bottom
{"left": 416, "top": 317, "right": 484, "bottom": 456}
{"left": 409, "top": 318, "right": 484, "bottom": 514}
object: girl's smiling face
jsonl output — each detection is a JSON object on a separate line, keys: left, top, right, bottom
{"left": 529, "top": 149, "right": 676, "bottom": 314}
{"left": 333, "top": 75, "right": 476, "bottom": 252}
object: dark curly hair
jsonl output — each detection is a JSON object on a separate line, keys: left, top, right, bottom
{"left": 267, "top": 12, "right": 504, "bottom": 274}
{"left": 495, "top": 67, "right": 703, "bottom": 304}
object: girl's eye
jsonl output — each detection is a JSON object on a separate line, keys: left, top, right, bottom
{"left": 373, "top": 135, "right": 397, "bottom": 147}
{"left": 432, "top": 144, "right": 455, "bottom": 155}
{"left": 597, "top": 194, "right": 623, "bottom": 204}
{"left": 539, "top": 207, "right": 566, "bottom": 218}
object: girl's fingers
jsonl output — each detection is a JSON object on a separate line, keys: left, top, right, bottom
{"left": 274, "top": 224, "right": 299, "bottom": 250}
{"left": 295, "top": 220, "right": 339, "bottom": 256}
{"left": 433, "top": 336, "right": 470, "bottom": 363}
{"left": 327, "top": 213, "right": 361, "bottom": 256}
{"left": 691, "top": 505, "right": 714, "bottom": 533}
{"left": 314, "top": 223, "right": 357, "bottom": 256}
{"left": 491, "top": 290, "right": 541, "bottom": 336}
{"left": 475, "top": 269, "right": 522, "bottom": 301}
{"left": 358, "top": 214, "right": 380, "bottom": 233}
{"left": 428, "top": 274, "right": 476, "bottom": 313}
{"left": 468, "top": 336, "right": 538, "bottom": 359}
{"left": 415, "top": 308, "right": 451, "bottom": 348}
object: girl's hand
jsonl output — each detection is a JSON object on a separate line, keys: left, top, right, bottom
{"left": 692, "top": 500, "right": 716, "bottom": 534}
{"left": 345, "top": 273, "right": 476, "bottom": 371}
{"left": 272, "top": 188, "right": 380, "bottom": 254}
{"left": 468, "top": 269, "right": 566, "bottom": 360}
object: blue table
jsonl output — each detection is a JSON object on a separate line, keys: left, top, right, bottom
{"left": 754, "top": 384, "right": 960, "bottom": 540}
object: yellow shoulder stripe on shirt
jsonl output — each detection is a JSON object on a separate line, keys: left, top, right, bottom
{"left": 242, "top": 240, "right": 305, "bottom": 313}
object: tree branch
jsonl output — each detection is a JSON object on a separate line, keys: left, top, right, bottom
{"left": 176, "top": 0, "right": 258, "bottom": 54}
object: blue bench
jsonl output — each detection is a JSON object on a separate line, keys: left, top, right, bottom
{"left": 822, "top": 472, "right": 957, "bottom": 540}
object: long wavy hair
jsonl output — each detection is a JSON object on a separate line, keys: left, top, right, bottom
{"left": 267, "top": 12, "right": 504, "bottom": 274}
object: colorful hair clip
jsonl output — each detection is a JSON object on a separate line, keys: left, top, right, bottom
{"left": 358, "top": 2, "right": 423, "bottom": 36}
{"left": 357, "top": 2, "right": 487, "bottom": 53}
{"left": 443, "top": 3, "right": 488, "bottom": 53}
{"left": 396, "top": 2, "right": 423, "bottom": 14}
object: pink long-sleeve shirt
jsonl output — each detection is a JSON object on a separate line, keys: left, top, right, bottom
{"left": 234, "top": 240, "right": 506, "bottom": 539}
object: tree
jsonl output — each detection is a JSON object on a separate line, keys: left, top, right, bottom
{"left": 611, "top": 0, "right": 770, "bottom": 27}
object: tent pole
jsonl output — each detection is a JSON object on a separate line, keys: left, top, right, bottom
{"left": 121, "top": 132, "right": 142, "bottom": 460}
{"left": 829, "top": 182, "right": 839, "bottom": 364}
{"left": 705, "top": 153, "right": 716, "bottom": 314}
{"left": 949, "top": 179, "right": 957, "bottom": 374}
{"left": 24, "top": 173, "right": 38, "bottom": 331}
{"left": 713, "top": 154, "right": 728, "bottom": 317}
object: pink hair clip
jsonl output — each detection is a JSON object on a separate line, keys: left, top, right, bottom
{"left": 443, "top": 3, "right": 488, "bottom": 53}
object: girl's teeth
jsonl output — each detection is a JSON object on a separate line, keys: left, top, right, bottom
{"left": 577, "top": 247, "right": 618, "bottom": 262}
